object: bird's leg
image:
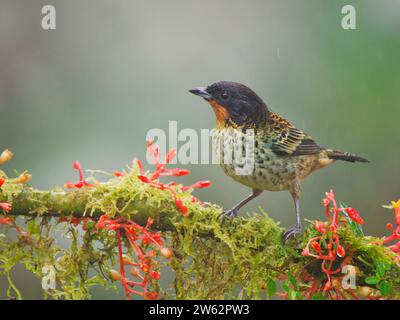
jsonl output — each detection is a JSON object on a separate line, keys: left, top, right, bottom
{"left": 221, "top": 189, "right": 263, "bottom": 219}
{"left": 284, "top": 183, "right": 302, "bottom": 240}
{"left": 283, "top": 198, "right": 302, "bottom": 240}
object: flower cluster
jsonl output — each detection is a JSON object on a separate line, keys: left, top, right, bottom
{"left": 64, "top": 161, "right": 95, "bottom": 189}
{"left": 96, "top": 214, "right": 172, "bottom": 300}
{"left": 382, "top": 200, "right": 400, "bottom": 261}
{"left": 136, "top": 141, "right": 211, "bottom": 216}
{"left": 302, "top": 190, "right": 364, "bottom": 292}
{"left": 56, "top": 143, "right": 210, "bottom": 299}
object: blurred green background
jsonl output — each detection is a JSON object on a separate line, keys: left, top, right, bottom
{"left": 1, "top": 0, "right": 399, "bottom": 299}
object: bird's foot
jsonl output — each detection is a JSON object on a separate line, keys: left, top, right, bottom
{"left": 220, "top": 207, "right": 239, "bottom": 220}
{"left": 283, "top": 224, "right": 302, "bottom": 241}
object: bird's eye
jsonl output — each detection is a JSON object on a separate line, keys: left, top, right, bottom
{"left": 221, "top": 92, "right": 229, "bottom": 100}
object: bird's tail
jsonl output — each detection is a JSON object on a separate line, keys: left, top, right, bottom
{"left": 326, "top": 149, "right": 369, "bottom": 163}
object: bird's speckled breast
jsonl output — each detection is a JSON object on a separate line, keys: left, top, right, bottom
{"left": 212, "top": 128, "right": 320, "bottom": 191}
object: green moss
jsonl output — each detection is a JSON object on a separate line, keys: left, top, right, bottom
{"left": 1, "top": 164, "right": 400, "bottom": 299}
{"left": 170, "top": 208, "right": 291, "bottom": 299}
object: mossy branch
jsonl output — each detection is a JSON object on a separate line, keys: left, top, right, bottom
{"left": 3, "top": 186, "right": 176, "bottom": 230}
{"left": 1, "top": 164, "right": 400, "bottom": 299}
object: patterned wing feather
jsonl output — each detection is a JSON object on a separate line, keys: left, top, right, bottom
{"left": 266, "top": 113, "right": 323, "bottom": 156}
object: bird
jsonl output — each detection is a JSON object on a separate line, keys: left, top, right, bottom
{"left": 189, "top": 81, "right": 368, "bottom": 240}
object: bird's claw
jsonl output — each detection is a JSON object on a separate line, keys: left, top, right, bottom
{"left": 283, "top": 224, "right": 302, "bottom": 241}
{"left": 220, "top": 208, "right": 239, "bottom": 220}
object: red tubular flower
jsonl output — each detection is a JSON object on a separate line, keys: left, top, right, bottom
{"left": 181, "top": 180, "right": 211, "bottom": 191}
{"left": 0, "top": 176, "right": 6, "bottom": 188}
{"left": 336, "top": 245, "right": 346, "bottom": 258}
{"left": 322, "top": 198, "right": 330, "bottom": 207}
{"left": 302, "top": 236, "right": 322, "bottom": 258}
{"left": 323, "top": 280, "right": 331, "bottom": 291}
{"left": 161, "top": 168, "right": 191, "bottom": 177}
{"left": 389, "top": 242, "right": 400, "bottom": 253}
{"left": 74, "top": 181, "right": 84, "bottom": 188}
{"left": 0, "top": 217, "right": 12, "bottom": 224}
{"left": 311, "top": 241, "right": 322, "bottom": 254}
{"left": 314, "top": 221, "right": 328, "bottom": 233}
{"left": 164, "top": 149, "right": 177, "bottom": 164}
{"left": 114, "top": 171, "right": 124, "bottom": 177}
{"left": 132, "top": 158, "right": 145, "bottom": 175}
{"left": 174, "top": 195, "right": 188, "bottom": 216}
{"left": 386, "top": 223, "right": 395, "bottom": 232}
{"left": 96, "top": 214, "right": 109, "bottom": 227}
{"left": 325, "top": 190, "right": 336, "bottom": 204}
{"left": 73, "top": 161, "right": 83, "bottom": 181}
{"left": 322, "top": 198, "right": 331, "bottom": 220}
{"left": 64, "top": 161, "right": 94, "bottom": 189}
{"left": 0, "top": 202, "right": 12, "bottom": 212}
{"left": 150, "top": 270, "right": 160, "bottom": 280}
{"left": 117, "top": 229, "right": 131, "bottom": 300}
{"left": 137, "top": 175, "right": 151, "bottom": 183}
{"left": 344, "top": 207, "right": 364, "bottom": 224}
{"left": 149, "top": 164, "right": 166, "bottom": 180}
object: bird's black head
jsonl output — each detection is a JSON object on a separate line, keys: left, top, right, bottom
{"left": 190, "top": 81, "right": 269, "bottom": 128}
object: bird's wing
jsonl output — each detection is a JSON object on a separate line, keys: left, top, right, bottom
{"left": 265, "top": 112, "right": 323, "bottom": 156}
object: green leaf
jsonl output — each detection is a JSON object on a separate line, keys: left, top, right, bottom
{"left": 365, "top": 276, "right": 380, "bottom": 285}
{"left": 282, "top": 283, "right": 290, "bottom": 292}
{"left": 376, "top": 263, "right": 386, "bottom": 278}
{"left": 379, "top": 281, "right": 392, "bottom": 296}
{"left": 266, "top": 278, "right": 277, "bottom": 297}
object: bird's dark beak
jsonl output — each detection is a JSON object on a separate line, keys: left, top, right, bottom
{"left": 189, "top": 87, "right": 212, "bottom": 101}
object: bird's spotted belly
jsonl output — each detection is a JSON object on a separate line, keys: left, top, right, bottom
{"left": 220, "top": 149, "right": 318, "bottom": 191}
{"left": 211, "top": 128, "right": 320, "bottom": 191}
